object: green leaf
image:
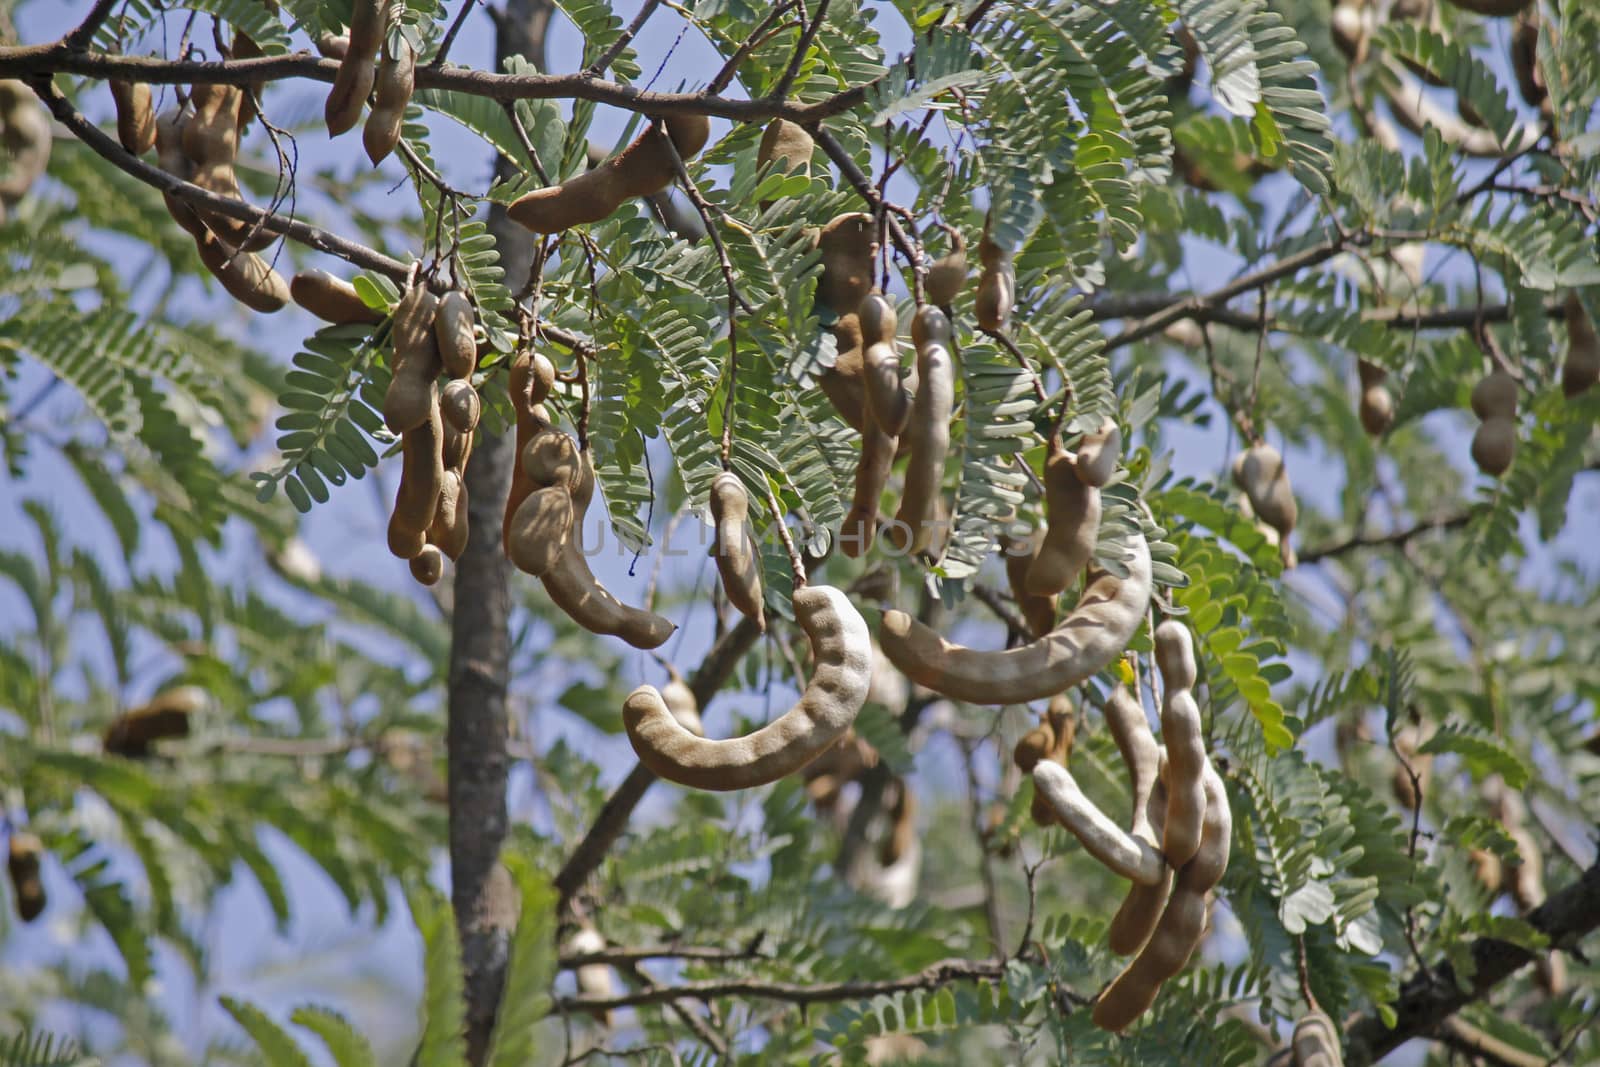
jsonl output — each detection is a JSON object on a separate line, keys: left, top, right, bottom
{"left": 483, "top": 855, "right": 559, "bottom": 1067}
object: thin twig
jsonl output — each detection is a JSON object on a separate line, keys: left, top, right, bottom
{"left": 431, "top": 0, "right": 479, "bottom": 68}
{"left": 706, "top": 1, "right": 799, "bottom": 95}
{"left": 64, "top": 0, "right": 119, "bottom": 51}
{"left": 768, "top": 0, "right": 829, "bottom": 103}
{"left": 760, "top": 478, "right": 806, "bottom": 588}
{"left": 586, "top": 0, "right": 660, "bottom": 78}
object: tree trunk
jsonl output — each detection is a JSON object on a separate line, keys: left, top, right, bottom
{"left": 449, "top": 1, "right": 551, "bottom": 1061}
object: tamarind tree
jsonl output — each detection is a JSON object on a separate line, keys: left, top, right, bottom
{"left": 1, "top": 0, "right": 1598, "bottom": 1063}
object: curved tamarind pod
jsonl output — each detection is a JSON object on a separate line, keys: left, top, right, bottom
{"left": 111, "top": 80, "right": 156, "bottom": 155}
{"left": 315, "top": 34, "right": 351, "bottom": 60}
{"left": 1442, "top": 0, "right": 1529, "bottom": 14}
{"left": 841, "top": 419, "right": 896, "bottom": 559}
{"left": 385, "top": 284, "right": 442, "bottom": 433}
{"left": 975, "top": 232, "right": 1015, "bottom": 333}
{"left": 1231, "top": 442, "right": 1297, "bottom": 567}
{"left": 1357, "top": 359, "right": 1395, "bottom": 436}
{"left": 816, "top": 213, "right": 877, "bottom": 315}
{"left": 443, "top": 420, "right": 474, "bottom": 472}
{"left": 1033, "top": 761, "right": 1168, "bottom": 886}
{"left": 363, "top": 33, "right": 416, "bottom": 165}
{"left": 291, "top": 270, "right": 383, "bottom": 324}
{"left": 440, "top": 379, "right": 481, "bottom": 437}
{"left": 429, "top": 468, "right": 469, "bottom": 561}
{"left": 1001, "top": 531, "right": 1057, "bottom": 639}
{"left": 880, "top": 532, "right": 1152, "bottom": 705}
{"left": 1563, "top": 293, "right": 1599, "bottom": 398}
{"left": 1106, "top": 685, "right": 1173, "bottom": 956}
{"left": 1511, "top": 10, "right": 1546, "bottom": 112}
{"left": 1156, "top": 622, "right": 1208, "bottom": 868}
{"left": 508, "top": 114, "right": 710, "bottom": 233}
{"left": 861, "top": 294, "right": 912, "bottom": 435}
{"left": 183, "top": 83, "right": 275, "bottom": 252}
{"left": 910, "top": 304, "right": 952, "bottom": 350}
{"left": 1092, "top": 764, "right": 1232, "bottom": 1032}
{"left": 502, "top": 354, "right": 556, "bottom": 553}
{"left": 757, "top": 118, "right": 813, "bottom": 175}
{"left": 433, "top": 290, "right": 477, "bottom": 380}
{"left": 194, "top": 230, "right": 290, "bottom": 311}
{"left": 660, "top": 667, "right": 703, "bottom": 736}
{"left": 1074, "top": 419, "right": 1121, "bottom": 488}
{"left": 925, "top": 232, "right": 968, "bottom": 308}
{"left": 1024, "top": 443, "right": 1101, "bottom": 596}
{"left": 1012, "top": 717, "right": 1055, "bottom": 774}
{"left": 154, "top": 106, "right": 208, "bottom": 234}
{"left": 564, "top": 925, "right": 615, "bottom": 1025}
{"left": 802, "top": 729, "right": 878, "bottom": 811}
{"left": 326, "top": 0, "right": 386, "bottom": 136}
{"left": 387, "top": 400, "right": 445, "bottom": 559}
{"left": 507, "top": 485, "right": 574, "bottom": 577}
{"left": 887, "top": 306, "right": 955, "bottom": 554}
{"left": 820, "top": 312, "right": 868, "bottom": 431}
{"left": 710, "top": 472, "right": 765, "bottom": 632}
{"left": 1291, "top": 1011, "right": 1343, "bottom": 1067}
{"left": 409, "top": 543, "right": 444, "bottom": 585}
{"left": 623, "top": 584, "right": 869, "bottom": 789}
{"left": 521, "top": 428, "right": 583, "bottom": 491}
{"left": 7, "top": 832, "right": 46, "bottom": 922}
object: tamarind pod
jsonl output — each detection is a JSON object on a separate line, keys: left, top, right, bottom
{"left": 1231, "top": 442, "right": 1297, "bottom": 566}
{"left": 154, "top": 107, "right": 205, "bottom": 231}
{"left": 230, "top": 28, "right": 268, "bottom": 130}
{"left": 1024, "top": 444, "right": 1101, "bottom": 596}
{"left": 1359, "top": 382, "right": 1395, "bottom": 436}
{"left": 363, "top": 34, "right": 416, "bottom": 165}
{"left": 661, "top": 670, "right": 703, "bottom": 736}
{"left": 315, "top": 34, "right": 351, "bottom": 60}
{"left": 443, "top": 421, "right": 473, "bottom": 472}
{"left": 925, "top": 232, "right": 968, "bottom": 308}
{"left": 1105, "top": 685, "right": 1172, "bottom": 955}
{"left": 409, "top": 543, "right": 444, "bottom": 585}
{"left": 507, "top": 114, "right": 709, "bottom": 233}
{"left": 565, "top": 925, "right": 616, "bottom": 1026}
{"left": 841, "top": 420, "right": 896, "bottom": 558}
{"left": 1441, "top": 0, "right": 1529, "bottom": 15}
{"left": 507, "top": 485, "right": 574, "bottom": 577}
{"left": 385, "top": 284, "right": 442, "bottom": 433}
{"left": 194, "top": 230, "right": 290, "bottom": 311}
{"left": 432, "top": 291, "right": 477, "bottom": 379}
{"left": 882, "top": 533, "right": 1151, "bottom": 705}
{"left": 7, "top": 832, "right": 46, "bottom": 922}
{"left": 862, "top": 340, "right": 912, "bottom": 436}
{"left": 879, "top": 781, "right": 918, "bottom": 866}
{"left": 1074, "top": 419, "right": 1121, "bottom": 488}
{"left": 1012, "top": 719, "right": 1056, "bottom": 773}
{"left": 1511, "top": 10, "right": 1546, "bottom": 111}
{"left": 1470, "top": 417, "right": 1515, "bottom": 477}
{"left": 910, "top": 304, "right": 952, "bottom": 350}
{"left": 887, "top": 311, "right": 955, "bottom": 554}
{"left": 440, "top": 379, "right": 481, "bottom": 436}
{"left": 756, "top": 118, "right": 813, "bottom": 175}
{"left": 1508, "top": 826, "right": 1544, "bottom": 912}
{"left": 110, "top": 80, "right": 156, "bottom": 155}
{"left": 1155, "top": 622, "right": 1208, "bottom": 868}
{"left": 290, "top": 269, "right": 383, "bottom": 324}
{"left": 1033, "top": 762, "right": 1168, "bottom": 885}
{"left": 522, "top": 427, "right": 583, "bottom": 491}
{"left": 326, "top": 0, "right": 387, "bottom": 136}
{"left": 1563, "top": 293, "right": 1599, "bottom": 398}
{"left": 103, "top": 686, "right": 202, "bottom": 757}
{"left": 975, "top": 234, "right": 1015, "bottom": 333}
{"left": 1469, "top": 847, "right": 1503, "bottom": 896}
{"left": 816, "top": 213, "right": 878, "bottom": 315}
{"left": 623, "top": 584, "right": 870, "bottom": 790}
{"left": 387, "top": 401, "right": 445, "bottom": 559}
{"left": 820, "top": 313, "right": 867, "bottom": 432}
{"left": 510, "top": 349, "right": 556, "bottom": 414}
{"left": 1002, "top": 531, "right": 1057, "bottom": 638}
{"left": 859, "top": 292, "right": 897, "bottom": 348}
{"left": 1092, "top": 764, "right": 1232, "bottom": 1032}
{"left": 429, "top": 468, "right": 469, "bottom": 560}
{"left": 502, "top": 401, "right": 553, "bottom": 553}
{"left": 1291, "top": 1011, "right": 1343, "bottom": 1067}
{"left": 1536, "top": 952, "right": 1567, "bottom": 997}
{"left": 710, "top": 471, "right": 766, "bottom": 632}
{"left": 1470, "top": 370, "right": 1518, "bottom": 418}
{"left": 0, "top": 88, "right": 51, "bottom": 204}
{"left": 183, "top": 84, "right": 275, "bottom": 252}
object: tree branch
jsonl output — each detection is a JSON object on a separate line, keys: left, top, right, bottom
{"left": 1297, "top": 512, "right": 1475, "bottom": 566}
{"left": 1088, "top": 296, "right": 1567, "bottom": 338}
{"left": 1345, "top": 856, "right": 1600, "bottom": 1064}
{"left": 63, "top": 0, "right": 118, "bottom": 51}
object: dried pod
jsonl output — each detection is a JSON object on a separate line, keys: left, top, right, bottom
{"left": 110, "top": 79, "right": 156, "bottom": 155}
{"left": 440, "top": 379, "right": 481, "bottom": 436}
{"left": 1074, "top": 419, "right": 1121, "bottom": 488}
{"left": 502, "top": 352, "right": 556, "bottom": 551}
{"left": 660, "top": 668, "right": 703, "bottom": 737}
{"left": 103, "top": 686, "right": 204, "bottom": 757}
{"left": 565, "top": 925, "right": 615, "bottom": 1026}
{"left": 183, "top": 83, "right": 274, "bottom": 252}
{"left": 507, "top": 427, "right": 581, "bottom": 577}
{"left": 1511, "top": 10, "right": 1546, "bottom": 111}
{"left": 802, "top": 729, "right": 878, "bottom": 811}
{"left": 1470, "top": 370, "right": 1518, "bottom": 419}
{"left": 385, "top": 283, "right": 443, "bottom": 433}
{"left": 1291, "top": 1011, "right": 1343, "bottom": 1067}
{"left": 1034, "top": 761, "right": 1168, "bottom": 886}
{"left": 1024, "top": 441, "right": 1101, "bottom": 596}
{"left": 387, "top": 400, "right": 445, "bottom": 559}
{"left": 0, "top": 81, "right": 52, "bottom": 207}
{"left": 433, "top": 290, "right": 477, "bottom": 379}
{"left": 879, "top": 532, "right": 1152, "bottom": 705}
{"left": 1470, "top": 417, "right": 1516, "bottom": 477}
{"left": 1357, "top": 359, "right": 1396, "bottom": 436}
{"left": 1562, "top": 292, "right": 1599, "bottom": 398}
{"left": 1105, "top": 685, "right": 1172, "bottom": 956}
{"left": 887, "top": 306, "right": 955, "bottom": 555}
{"left": 1156, "top": 622, "right": 1209, "bottom": 869}
{"left": 841, "top": 419, "right": 896, "bottom": 558}
{"left": 975, "top": 230, "right": 1015, "bottom": 333}
{"left": 1231, "top": 441, "right": 1297, "bottom": 567}
{"left": 7, "top": 832, "right": 46, "bottom": 922}
{"left": 409, "top": 543, "right": 444, "bottom": 585}
{"left": 624, "top": 585, "right": 870, "bottom": 790}
{"left": 507, "top": 114, "right": 710, "bottom": 233}
{"left": 428, "top": 468, "right": 469, "bottom": 560}
{"left": 815, "top": 213, "right": 878, "bottom": 315}
{"left": 1002, "top": 530, "right": 1057, "bottom": 638}
{"left": 820, "top": 311, "right": 867, "bottom": 432}
{"left": 194, "top": 230, "right": 291, "bottom": 312}
{"left": 861, "top": 293, "right": 912, "bottom": 435}
{"left": 291, "top": 269, "right": 383, "bottom": 324}
{"left": 710, "top": 471, "right": 765, "bottom": 631}
{"left": 314, "top": 34, "right": 351, "bottom": 60}
{"left": 925, "top": 231, "right": 968, "bottom": 307}
{"left": 878, "top": 780, "right": 918, "bottom": 867}
{"left": 326, "top": 0, "right": 387, "bottom": 136}
{"left": 756, "top": 118, "right": 813, "bottom": 175}
{"left": 363, "top": 32, "right": 416, "bottom": 165}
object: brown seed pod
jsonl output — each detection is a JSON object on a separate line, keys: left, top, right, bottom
{"left": 363, "top": 32, "right": 416, "bottom": 165}
{"left": 326, "top": 0, "right": 387, "bottom": 136}
{"left": 880, "top": 532, "right": 1152, "bottom": 705}
{"left": 440, "top": 379, "right": 481, "bottom": 436}
{"left": 1091, "top": 764, "right": 1231, "bottom": 1032}
{"left": 1024, "top": 441, "right": 1102, "bottom": 596}
{"left": 1074, "top": 419, "right": 1121, "bottom": 488}
{"left": 183, "top": 83, "right": 274, "bottom": 253}
{"left": 975, "top": 230, "right": 1015, "bottom": 333}
{"left": 820, "top": 311, "right": 868, "bottom": 432}
{"left": 385, "top": 283, "right": 443, "bottom": 433}
{"left": 1291, "top": 1010, "right": 1343, "bottom": 1067}
{"left": 860, "top": 293, "right": 912, "bottom": 435}
{"left": 1034, "top": 760, "right": 1168, "bottom": 886}
{"left": 887, "top": 305, "right": 955, "bottom": 555}
{"left": 103, "top": 685, "right": 204, "bottom": 757}
{"left": 507, "top": 114, "right": 710, "bottom": 233}
{"left": 1330, "top": 3, "right": 1369, "bottom": 63}
{"left": 1441, "top": 0, "right": 1530, "bottom": 14}
{"left": 1563, "top": 293, "right": 1599, "bottom": 398}
{"left": 879, "top": 780, "right": 918, "bottom": 867}
{"left": 194, "top": 230, "right": 291, "bottom": 312}
{"left": 623, "top": 585, "right": 869, "bottom": 790}
{"left": 0, "top": 81, "right": 52, "bottom": 207}
{"left": 660, "top": 667, "right": 703, "bottom": 737}
{"left": 7, "top": 832, "right": 46, "bottom": 922}
{"left": 710, "top": 471, "right": 765, "bottom": 632}
{"left": 507, "top": 427, "right": 581, "bottom": 577}
{"left": 1470, "top": 369, "right": 1518, "bottom": 419}
{"left": 502, "top": 352, "right": 557, "bottom": 552}
{"left": 1357, "top": 359, "right": 1396, "bottom": 436}
{"left": 565, "top": 925, "right": 616, "bottom": 1026}
{"left": 443, "top": 421, "right": 475, "bottom": 473}
{"left": 1002, "top": 531, "right": 1058, "bottom": 639}
{"left": 110, "top": 80, "right": 156, "bottom": 155}
{"left": 433, "top": 290, "right": 477, "bottom": 379}
{"left": 1105, "top": 684, "right": 1172, "bottom": 956}
{"left": 802, "top": 729, "right": 878, "bottom": 811}
{"left": 1469, "top": 847, "right": 1503, "bottom": 896}
{"left": 315, "top": 34, "right": 351, "bottom": 60}
{"left": 428, "top": 468, "right": 469, "bottom": 560}
{"left": 154, "top": 106, "right": 205, "bottom": 233}
{"left": 1231, "top": 441, "right": 1297, "bottom": 567}
{"left": 816, "top": 213, "right": 878, "bottom": 315}
{"left": 841, "top": 420, "right": 896, "bottom": 558}
{"left": 1470, "top": 416, "right": 1516, "bottom": 477}
{"left": 1510, "top": 10, "right": 1546, "bottom": 113}
{"left": 1012, "top": 718, "right": 1056, "bottom": 774}
{"left": 409, "top": 543, "right": 444, "bottom": 585}
{"left": 757, "top": 118, "right": 814, "bottom": 176}
{"left": 290, "top": 269, "right": 383, "bottom": 324}
{"left": 1156, "top": 622, "right": 1209, "bottom": 868}
{"left": 387, "top": 400, "right": 445, "bottom": 559}
{"left": 925, "top": 231, "right": 968, "bottom": 308}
